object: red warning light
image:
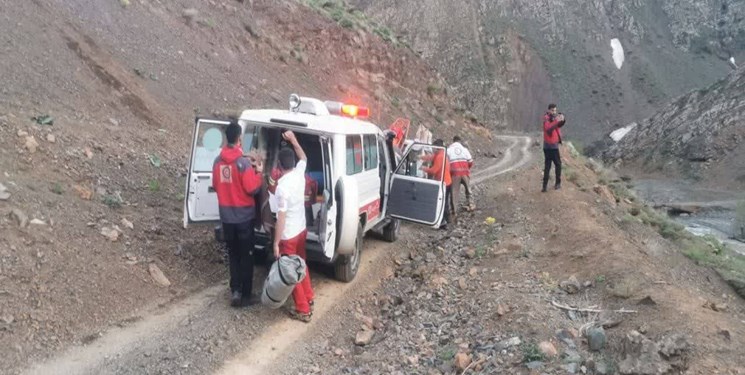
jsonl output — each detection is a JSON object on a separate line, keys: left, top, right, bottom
{"left": 341, "top": 104, "right": 370, "bottom": 119}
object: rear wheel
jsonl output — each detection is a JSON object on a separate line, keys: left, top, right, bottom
{"left": 334, "top": 222, "right": 362, "bottom": 282}
{"left": 382, "top": 218, "right": 400, "bottom": 243}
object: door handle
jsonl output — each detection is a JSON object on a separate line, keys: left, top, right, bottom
{"left": 197, "top": 176, "right": 210, "bottom": 180}
{"left": 208, "top": 187, "right": 216, "bottom": 193}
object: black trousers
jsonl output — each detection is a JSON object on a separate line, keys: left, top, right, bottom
{"left": 222, "top": 219, "right": 256, "bottom": 295}
{"left": 543, "top": 148, "right": 562, "bottom": 188}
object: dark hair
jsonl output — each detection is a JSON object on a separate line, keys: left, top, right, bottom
{"left": 548, "top": 103, "right": 557, "bottom": 110}
{"left": 278, "top": 147, "right": 296, "bottom": 170}
{"left": 453, "top": 136, "right": 462, "bottom": 142}
{"left": 433, "top": 139, "right": 444, "bottom": 147}
{"left": 226, "top": 121, "right": 242, "bottom": 145}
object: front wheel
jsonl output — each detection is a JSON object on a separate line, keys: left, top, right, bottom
{"left": 334, "top": 222, "right": 362, "bottom": 282}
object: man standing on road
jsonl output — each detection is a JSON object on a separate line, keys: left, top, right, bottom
{"left": 447, "top": 135, "right": 474, "bottom": 214}
{"left": 273, "top": 131, "right": 315, "bottom": 323}
{"left": 422, "top": 139, "right": 452, "bottom": 229}
{"left": 213, "top": 121, "right": 263, "bottom": 307}
{"left": 542, "top": 103, "right": 566, "bottom": 192}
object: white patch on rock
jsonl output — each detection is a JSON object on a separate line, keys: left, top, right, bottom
{"left": 611, "top": 38, "right": 625, "bottom": 69}
{"left": 610, "top": 122, "right": 638, "bottom": 142}
{"left": 729, "top": 56, "right": 737, "bottom": 69}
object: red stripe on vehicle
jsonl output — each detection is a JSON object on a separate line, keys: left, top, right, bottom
{"left": 359, "top": 199, "right": 381, "bottom": 221}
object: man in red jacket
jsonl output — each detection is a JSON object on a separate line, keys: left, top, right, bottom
{"left": 212, "top": 121, "right": 263, "bottom": 307}
{"left": 542, "top": 103, "right": 566, "bottom": 192}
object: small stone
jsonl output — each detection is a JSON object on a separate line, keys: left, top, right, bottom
{"left": 595, "top": 360, "right": 609, "bottom": 375}
{"left": 148, "top": 263, "right": 171, "bottom": 287}
{"left": 587, "top": 327, "right": 606, "bottom": 351}
{"left": 121, "top": 218, "right": 134, "bottom": 230}
{"left": 525, "top": 361, "right": 543, "bottom": 370}
{"left": 108, "top": 118, "right": 120, "bottom": 126}
{"left": 406, "top": 355, "right": 419, "bottom": 366}
{"left": 46, "top": 134, "right": 56, "bottom": 143}
{"left": 560, "top": 275, "right": 581, "bottom": 294}
{"left": 539, "top": 341, "right": 557, "bottom": 357}
{"left": 29, "top": 219, "right": 46, "bottom": 226}
{"left": 453, "top": 352, "right": 471, "bottom": 371}
{"left": 563, "top": 363, "right": 579, "bottom": 374}
{"left": 458, "top": 278, "right": 467, "bottom": 290}
{"left": 334, "top": 348, "right": 344, "bottom": 356}
{"left": 182, "top": 8, "right": 199, "bottom": 21}
{"left": 100, "top": 227, "right": 120, "bottom": 242}
{"left": 25, "top": 136, "right": 39, "bottom": 153}
{"left": 10, "top": 209, "right": 28, "bottom": 228}
{"left": 498, "top": 337, "right": 521, "bottom": 349}
{"left": 84, "top": 147, "right": 93, "bottom": 159}
{"left": 354, "top": 329, "right": 374, "bottom": 346}
{"left": 17, "top": 129, "right": 28, "bottom": 137}
{"left": 73, "top": 185, "right": 93, "bottom": 200}
{"left": 496, "top": 303, "right": 509, "bottom": 317}
{"left": 0, "top": 182, "right": 9, "bottom": 201}
{"left": 562, "top": 349, "right": 582, "bottom": 364}
{"left": 469, "top": 267, "right": 478, "bottom": 276}
{"left": 464, "top": 248, "right": 476, "bottom": 259}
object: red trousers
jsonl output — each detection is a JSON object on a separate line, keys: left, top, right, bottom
{"left": 279, "top": 230, "right": 314, "bottom": 314}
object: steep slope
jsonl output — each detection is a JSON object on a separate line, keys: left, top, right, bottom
{"left": 0, "top": 0, "right": 486, "bottom": 372}
{"left": 351, "top": 0, "right": 745, "bottom": 141}
{"left": 601, "top": 66, "right": 745, "bottom": 189}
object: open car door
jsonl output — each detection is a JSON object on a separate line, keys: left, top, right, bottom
{"left": 183, "top": 118, "right": 230, "bottom": 227}
{"left": 385, "top": 142, "right": 446, "bottom": 228}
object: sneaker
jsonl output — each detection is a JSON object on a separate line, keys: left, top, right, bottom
{"left": 288, "top": 310, "right": 312, "bottom": 323}
{"left": 554, "top": 184, "right": 561, "bottom": 190}
{"left": 541, "top": 187, "right": 548, "bottom": 193}
{"left": 230, "top": 291, "right": 242, "bottom": 307}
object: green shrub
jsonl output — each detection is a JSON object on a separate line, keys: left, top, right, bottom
{"left": 521, "top": 342, "right": 545, "bottom": 363}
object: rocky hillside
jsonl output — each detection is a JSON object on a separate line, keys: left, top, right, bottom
{"left": 600, "top": 66, "right": 745, "bottom": 189}
{"left": 351, "top": 0, "right": 745, "bottom": 141}
{"left": 0, "top": 0, "right": 487, "bottom": 372}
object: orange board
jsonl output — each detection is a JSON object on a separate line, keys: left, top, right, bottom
{"left": 389, "top": 118, "right": 410, "bottom": 149}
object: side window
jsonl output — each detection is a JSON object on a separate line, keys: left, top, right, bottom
{"left": 346, "top": 135, "right": 363, "bottom": 175}
{"left": 193, "top": 123, "right": 226, "bottom": 172}
{"left": 395, "top": 144, "right": 430, "bottom": 178}
{"left": 363, "top": 135, "right": 378, "bottom": 170}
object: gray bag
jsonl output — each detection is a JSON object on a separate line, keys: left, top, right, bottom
{"left": 261, "top": 255, "right": 307, "bottom": 309}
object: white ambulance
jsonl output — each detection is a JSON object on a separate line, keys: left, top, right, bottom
{"left": 184, "top": 95, "right": 447, "bottom": 281}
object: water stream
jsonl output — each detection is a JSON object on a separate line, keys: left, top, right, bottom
{"left": 633, "top": 179, "right": 745, "bottom": 256}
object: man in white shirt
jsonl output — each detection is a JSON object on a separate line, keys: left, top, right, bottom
{"left": 273, "top": 131, "right": 314, "bottom": 322}
{"left": 447, "top": 136, "right": 474, "bottom": 214}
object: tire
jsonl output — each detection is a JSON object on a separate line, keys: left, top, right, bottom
{"left": 334, "top": 222, "right": 363, "bottom": 282}
{"left": 382, "top": 218, "right": 400, "bottom": 243}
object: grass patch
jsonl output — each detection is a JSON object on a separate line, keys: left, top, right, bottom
{"left": 521, "top": 342, "right": 545, "bottom": 363}
{"left": 437, "top": 346, "right": 456, "bottom": 361}
{"left": 304, "top": 0, "right": 405, "bottom": 47}
{"left": 638, "top": 206, "right": 688, "bottom": 241}
{"left": 390, "top": 96, "right": 400, "bottom": 108}
{"left": 102, "top": 194, "right": 123, "bottom": 209}
{"left": 51, "top": 183, "right": 64, "bottom": 195}
{"left": 426, "top": 84, "right": 442, "bottom": 97}
{"left": 148, "top": 179, "right": 161, "bottom": 192}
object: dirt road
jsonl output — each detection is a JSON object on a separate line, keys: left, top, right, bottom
{"left": 21, "top": 135, "right": 534, "bottom": 375}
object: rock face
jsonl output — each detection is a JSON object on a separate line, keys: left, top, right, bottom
{"left": 618, "top": 331, "right": 690, "bottom": 374}
{"left": 602, "top": 67, "right": 745, "bottom": 189}
{"left": 352, "top": 0, "right": 744, "bottom": 142}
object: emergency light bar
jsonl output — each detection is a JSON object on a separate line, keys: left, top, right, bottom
{"left": 325, "top": 101, "right": 370, "bottom": 119}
